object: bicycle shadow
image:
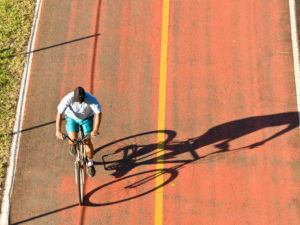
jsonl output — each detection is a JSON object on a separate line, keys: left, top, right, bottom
{"left": 85, "top": 112, "right": 299, "bottom": 206}
{"left": 96, "top": 111, "right": 299, "bottom": 177}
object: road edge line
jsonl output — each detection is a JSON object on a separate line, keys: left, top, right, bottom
{"left": 155, "top": 0, "right": 170, "bottom": 225}
{"left": 0, "top": 0, "right": 44, "bottom": 224}
{"left": 289, "top": 0, "right": 300, "bottom": 126}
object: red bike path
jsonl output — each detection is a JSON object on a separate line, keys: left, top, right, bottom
{"left": 9, "top": 0, "right": 300, "bottom": 224}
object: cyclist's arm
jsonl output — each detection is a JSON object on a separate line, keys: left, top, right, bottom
{"left": 56, "top": 113, "right": 63, "bottom": 139}
{"left": 92, "top": 112, "right": 102, "bottom": 135}
{"left": 56, "top": 94, "right": 71, "bottom": 138}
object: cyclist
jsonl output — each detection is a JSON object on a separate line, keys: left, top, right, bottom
{"left": 56, "top": 86, "right": 102, "bottom": 177}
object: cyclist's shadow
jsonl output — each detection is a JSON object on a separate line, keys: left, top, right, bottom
{"left": 96, "top": 111, "right": 299, "bottom": 178}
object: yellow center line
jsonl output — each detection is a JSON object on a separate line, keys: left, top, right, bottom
{"left": 155, "top": 0, "right": 170, "bottom": 224}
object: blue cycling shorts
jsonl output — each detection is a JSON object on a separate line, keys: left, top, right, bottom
{"left": 65, "top": 115, "right": 94, "bottom": 135}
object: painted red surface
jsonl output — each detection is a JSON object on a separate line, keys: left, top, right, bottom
{"left": 9, "top": 0, "right": 300, "bottom": 224}
{"left": 164, "top": 0, "right": 300, "bottom": 224}
{"left": 11, "top": 0, "right": 163, "bottom": 224}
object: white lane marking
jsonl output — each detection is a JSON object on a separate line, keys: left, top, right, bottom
{"left": 0, "top": 0, "right": 44, "bottom": 224}
{"left": 289, "top": 0, "right": 300, "bottom": 126}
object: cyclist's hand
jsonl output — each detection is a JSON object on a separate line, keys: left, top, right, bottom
{"left": 91, "top": 130, "right": 99, "bottom": 137}
{"left": 56, "top": 131, "right": 63, "bottom": 140}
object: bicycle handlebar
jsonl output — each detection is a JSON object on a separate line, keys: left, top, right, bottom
{"left": 62, "top": 134, "right": 90, "bottom": 143}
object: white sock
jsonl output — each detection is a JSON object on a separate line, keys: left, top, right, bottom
{"left": 87, "top": 158, "right": 94, "bottom": 167}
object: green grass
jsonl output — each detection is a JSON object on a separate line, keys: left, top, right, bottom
{"left": 0, "top": 0, "right": 36, "bottom": 184}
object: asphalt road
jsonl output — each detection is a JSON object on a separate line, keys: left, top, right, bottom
{"left": 9, "top": 0, "right": 300, "bottom": 224}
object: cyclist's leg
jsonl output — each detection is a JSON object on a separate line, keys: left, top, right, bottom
{"left": 81, "top": 116, "right": 96, "bottom": 176}
{"left": 65, "top": 116, "right": 79, "bottom": 145}
{"left": 85, "top": 139, "right": 94, "bottom": 159}
{"left": 81, "top": 116, "right": 94, "bottom": 159}
{"left": 68, "top": 132, "right": 78, "bottom": 143}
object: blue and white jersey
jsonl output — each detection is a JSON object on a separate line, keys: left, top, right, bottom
{"left": 57, "top": 91, "right": 101, "bottom": 122}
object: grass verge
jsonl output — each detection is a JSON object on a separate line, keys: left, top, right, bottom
{"left": 0, "top": 0, "right": 36, "bottom": 191}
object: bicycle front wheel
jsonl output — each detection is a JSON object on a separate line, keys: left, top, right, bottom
{"left": 75, "top": 162, "right": 84, "bottom": 205}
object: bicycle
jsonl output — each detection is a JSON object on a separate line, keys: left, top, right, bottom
{"left": 62, "top": 125, "right": 89, "bottom": 206}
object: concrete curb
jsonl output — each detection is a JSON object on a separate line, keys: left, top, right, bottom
{"left": 289, "top": 0, "right": 300, "bottom": 127}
